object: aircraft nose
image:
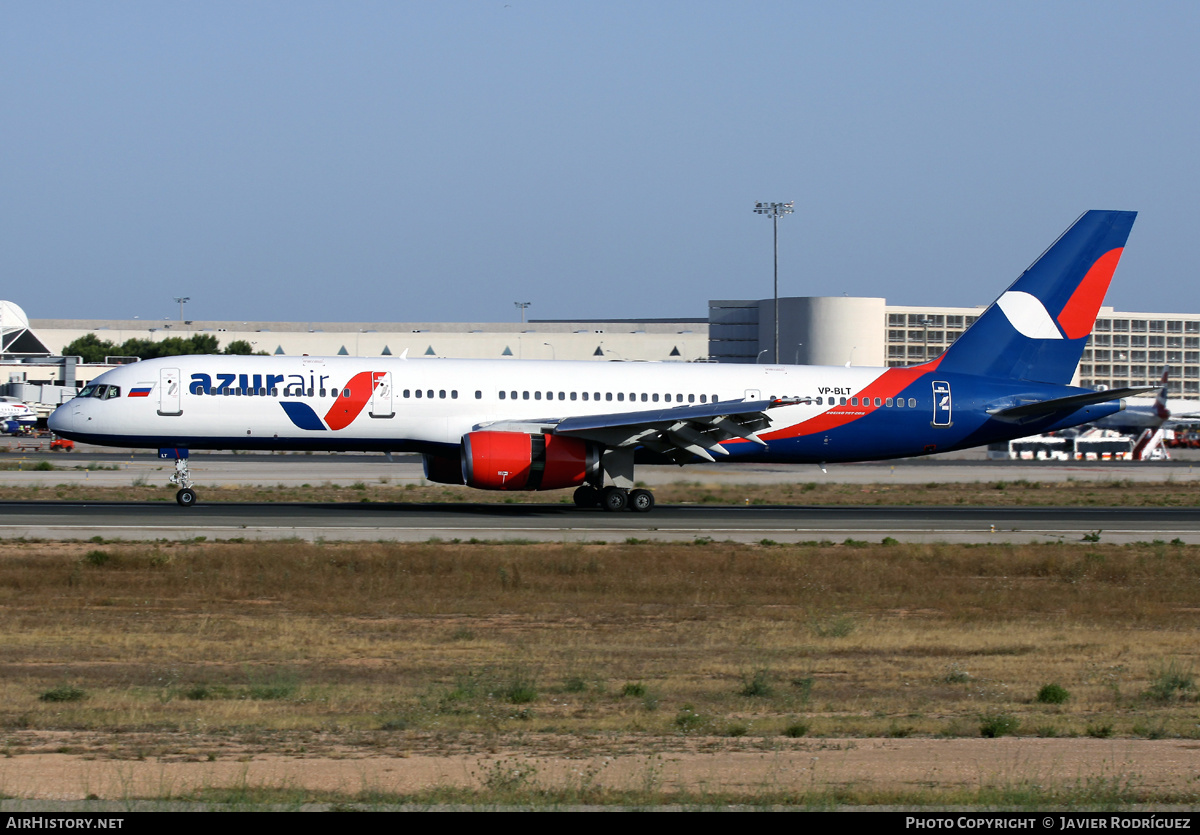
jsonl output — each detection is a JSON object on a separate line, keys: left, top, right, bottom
{"left": 48, "top": 404, "right": 73, "bottom": 434}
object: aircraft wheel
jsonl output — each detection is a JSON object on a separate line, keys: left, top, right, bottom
{"left": 628, "top": 488, "right": 655, "bottom": 513}
{"left": 573, "top": 485, "right": 600, "bottom": 508}
{"left": 176, "top": 488, "right": 198, "bottom": 508}
{"left": 601, "top": 486, "right": 628, "bottom": 512}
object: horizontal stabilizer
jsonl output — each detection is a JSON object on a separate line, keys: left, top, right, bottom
{"left": 987, "top": 386, "right": 1157, "bottom": 422}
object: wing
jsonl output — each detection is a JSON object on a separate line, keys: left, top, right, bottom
{"left": 480, "top": 398, "right": 803, "bottom": 463}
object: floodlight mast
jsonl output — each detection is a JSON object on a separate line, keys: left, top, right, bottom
{"left": 753, "top": 201, "right": 794, "bottom": 363}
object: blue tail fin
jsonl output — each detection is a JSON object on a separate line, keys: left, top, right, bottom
{"left": 938, "top": 210, "right": 1136, "bottom": 384}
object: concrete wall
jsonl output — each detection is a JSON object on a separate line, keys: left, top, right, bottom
{"left": 30, "top": 320, "right": 710, "bottom": 363}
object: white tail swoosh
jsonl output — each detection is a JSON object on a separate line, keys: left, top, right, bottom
{"left": 996, "top": 291, "right": 1063, "bottom": 340}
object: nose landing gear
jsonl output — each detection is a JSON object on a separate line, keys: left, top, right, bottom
{"left": 160, "top": 448, "right": 198, "bottom": 508}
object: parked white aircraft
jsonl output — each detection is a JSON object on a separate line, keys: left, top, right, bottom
{"left": 49, "top": 211, "right": 1149, "bottom": 511}
{"left": 1087, "top": 369, "right": 1200, "bottom": 460}
{"left": 0, "top": 396, "right": 37, "bottom": 433}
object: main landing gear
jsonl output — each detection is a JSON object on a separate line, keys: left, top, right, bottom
{"left": 571, "top": 448, "right": 654, "bottom": 512}
{"left": 572, "top": 484, "right": 655, "bottom": 513}
{"left": 164, "top": 449, "right": 198, "bottom": 507}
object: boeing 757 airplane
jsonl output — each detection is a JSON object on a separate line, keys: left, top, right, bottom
{"left": 49, "top": 210, "right": 1147, "bottom": 512}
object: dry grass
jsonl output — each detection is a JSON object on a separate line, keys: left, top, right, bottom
{"left": 3, "top": 475, "right": 1200, "bottom": 506}
{"left": 1, "top": 538, "right": 1197, "bottom": 746}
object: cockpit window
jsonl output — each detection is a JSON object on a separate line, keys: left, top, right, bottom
{"left": 76, "top": 384, "right": 121, "bottom": 400}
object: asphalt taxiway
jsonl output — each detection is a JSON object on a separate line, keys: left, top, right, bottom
{"left": 1, "top": 500, "right": 1197, "bottom": 545}
{"left": 3, "top": 447, "right": 1198, "bottom": 543}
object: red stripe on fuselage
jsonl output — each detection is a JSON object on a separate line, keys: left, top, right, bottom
{"left": 755, "top": 356, "right": 945, "bottom": 442}
{"left": 1056, "top": 247, "right": 1123, "bottom": 340}
{"left": 322, "top": 371, "right": 383, "bottom": 430}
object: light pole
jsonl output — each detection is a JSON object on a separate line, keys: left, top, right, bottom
{"left": 174, "top": 297, "right": 190, "bottom": 326}
{"left": 514, "top": 302, "right": 531, "bottom": 324}
{"left": 543, "top": 341, "right": 555, "bottom": 360}
{"left": 753, "top": 202, "right": 793, "bottom": 364}
{"left": 920, "top": 318, "right": 934, "bottom": 362}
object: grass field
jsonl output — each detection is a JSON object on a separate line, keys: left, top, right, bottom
{"left": 2, "top": 536, "right": 1198, "bottom": 807}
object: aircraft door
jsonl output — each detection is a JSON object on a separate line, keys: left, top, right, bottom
{"left": 158, "top": 367, "right": 182, "bottom": 417}
{"left": 369, "top": 371, "right": 394, "bottom": 418}
{"left": 932, "top": 381, "right": 952, "bottom": 427}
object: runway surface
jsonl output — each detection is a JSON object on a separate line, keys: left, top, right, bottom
{"left": 4, "top": 445, "right": 1199, "bottom": 543}
{"left": 3, "top": 500, "right": 1198, "bottom": 544}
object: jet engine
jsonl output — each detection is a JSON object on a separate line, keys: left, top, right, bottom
{"left": 460, "top": 431, "right": 600, "bottom": 491}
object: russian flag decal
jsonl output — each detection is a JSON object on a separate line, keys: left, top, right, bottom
{"left": 128, "top": 387, "right": 152, "bottom": 398}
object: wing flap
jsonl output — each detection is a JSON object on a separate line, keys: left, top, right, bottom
{"left": 503, "top": 397, "right": 804, "bottom": 462}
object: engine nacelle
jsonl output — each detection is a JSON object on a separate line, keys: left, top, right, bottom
{"left": 461, "top": 431, "right": 600, "bottom": 491}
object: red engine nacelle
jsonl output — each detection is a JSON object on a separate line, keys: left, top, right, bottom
{"left": 461, "top": 431, "right": 600, "bottom": 491}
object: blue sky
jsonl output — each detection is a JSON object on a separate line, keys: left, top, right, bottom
{"left": 2, "top": 1, "right": 1197, "bottom": 324}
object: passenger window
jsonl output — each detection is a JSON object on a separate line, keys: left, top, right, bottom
{"left": 403, "top": 389, "right": 410, "bottom": 398}
{"left": 307, "top": 388, "right": 314, "bottom": 397}
{"left": 896, "top": 398, "right": 904, "bottom": 408}
{"left": 427, "top": 390, "right": 433, "bottom": 399}
{"left": 886, "top": 398, "right": 893, "bottom": 407}
{"left": 499, "top": 391, "right": 505, "bottom": 400}
{"left": 452, "top": 391, "right": 458, "bottom": 399}
{"left": 908, "top": 398, "right": 916, "bottom": 407}
{"left": 475, "top": 391, "right": 482, "bottom": 400}
{"left": 839, "top": 397, "right": 847, "bottom": 405}
{"left": 640, "top": 393, "right": 647, "bottom": 402}
{"left": 271, "top": 388, "right": 279, "bottom": 397}
{"left": 850, "top": 397, "right": 857, "bottom": 406}
{"left": 415, "top": 390, "right": 422, "bottom": 398}
{"left": 617, "top": 393, "right": 624, "bottom": 401}
{"left": 570, "top": 392, "right": 577, "bottom": 401}
{"left": 874, "top": 397, "right": 881, "bottom": 407}
{"left": 581, "top": 392, "right": 588, "bottom": 401}
{"left": 652, "top": 393, "right": 659, "bottom": 402}
{"left": 700, "top": 395, "right": 706, "bottom": 403}
{"left": 523, "top": 391, "right": 530, "bottom": 400}
{"left": 535, "top": 391, "right": 542, "bottom": 400}
{"left": 439, "top": 390, "right": 446, "bottom": 399}
{"left": 688, "top": 394, "right": 695, "bottom": 403}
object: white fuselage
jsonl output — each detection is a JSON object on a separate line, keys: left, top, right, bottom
{"left": 49, "top": 355, "right": 885, "bottom": 452}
